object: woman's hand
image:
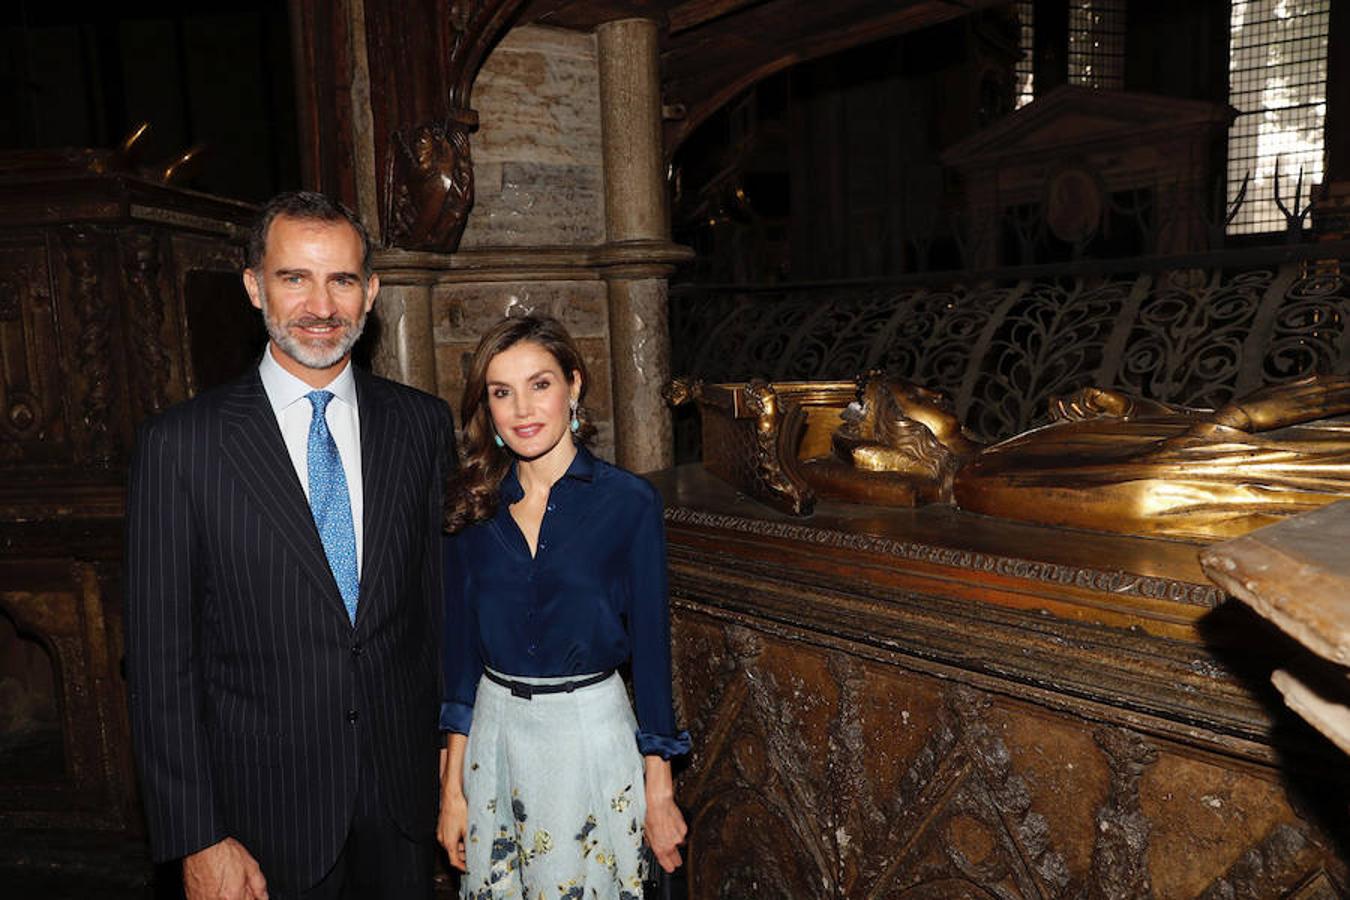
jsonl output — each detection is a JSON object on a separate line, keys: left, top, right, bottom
{"left": 643, "top": 756, "right": 687, "bottom": 873}
{"left": 438, "top": 736, "right": 470, "bottom": 872}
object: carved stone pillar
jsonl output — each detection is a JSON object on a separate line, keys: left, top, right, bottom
{"left": 367, "top": 282, "right": 438, "bottom": 395}
{"left": 596, "top": 18, "right": 682, "bottom": 472}
{"left": 604, "top": 275, "right": 673, "bottom": 471}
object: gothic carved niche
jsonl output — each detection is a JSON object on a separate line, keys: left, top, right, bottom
{"left": 0, "top": 608, "right": 63, "bottom": 782}
{"left": 0, "top": 246, "right": 53, "bottom": 454}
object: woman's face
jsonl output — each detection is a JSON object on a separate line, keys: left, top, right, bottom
{"left": 485, "top": 340, "right": 581, "bottom": 462}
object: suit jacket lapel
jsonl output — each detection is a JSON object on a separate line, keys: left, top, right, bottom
{"left": 220, "top": 368, "right": 349, "bottom": 620}
{"left": 355, "top": 368, "right": 403, "bottom": 610}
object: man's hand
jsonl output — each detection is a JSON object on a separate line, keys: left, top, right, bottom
{"left": 183, "top": 837, "right": 268, "bottom": 900}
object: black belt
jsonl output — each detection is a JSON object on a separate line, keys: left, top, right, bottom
{"left": 483, "top": 668, "right": 614, "bottom": 700}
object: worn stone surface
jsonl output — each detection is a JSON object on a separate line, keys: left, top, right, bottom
{"left": 434, "top": 341, "right": 477, "bottom": 419}
{"left": 607, "top": 277, "right": 673, "bottom": 473}
{"left": 462, "top": 25, "right": 605, "bottom": 249}
{"left": 433, "top": 280, "right": 608, "bottom": 342}
{"left": 572, "top": 335, "right": 612, "bottom": 415}
{"left": 597, "top": 18, "right": 667, "bottom": 242}
{"left": 471, "top": 25, "right": 601, "bottom": 167}
{"left": 462, "top": 162, "right": 605, "bottom": 247}
{"left": 370, "top": 284, "right": 437, "bottom": 394}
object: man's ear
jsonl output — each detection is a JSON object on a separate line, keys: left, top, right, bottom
{"left": 364, "top": 273, "right": 380, "bottom": 313}
{"left": 243, "top": 269, "right": 263, "bottom": 311}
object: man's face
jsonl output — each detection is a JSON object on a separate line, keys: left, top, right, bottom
{"left": 243, "top": 215, "right": 378, "bottom": 385}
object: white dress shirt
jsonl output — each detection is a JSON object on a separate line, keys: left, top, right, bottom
{"left": 258, "top": 344, "right": 364, "bottom": 576}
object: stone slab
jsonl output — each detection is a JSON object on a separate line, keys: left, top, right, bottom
{"left": 433, "top": 280, "right": 608, "bottom": 342}
{"left": 472, "top": 27, "right": 602, "bottom": 168}
{"left": 460, "top": 162, "right": 604, "bottom": 248}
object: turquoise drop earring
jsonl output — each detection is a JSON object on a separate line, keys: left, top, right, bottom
{"left": 493, "top": 433, "right": 505, "bottom": 448}
{"left": 569, "top": 399, "right": 580, "bottom": 434}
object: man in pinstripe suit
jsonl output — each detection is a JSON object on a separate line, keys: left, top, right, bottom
{"left": 126, "top": 192, "right": 455, "bottom": 899}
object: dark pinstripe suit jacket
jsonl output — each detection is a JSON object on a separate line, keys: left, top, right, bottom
{"left": 125, "top": 363, "right": 455, "bottom": 893}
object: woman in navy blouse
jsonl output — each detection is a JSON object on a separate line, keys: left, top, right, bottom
{"left": 437, "top": 314, "right": 690, "bottom": 898}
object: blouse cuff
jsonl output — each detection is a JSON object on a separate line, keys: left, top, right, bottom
{"left": 439, "top": 701, "right": 474, "bottom": 735}
{"left": 636, "top": 728, "right": 692, "bottom": 759}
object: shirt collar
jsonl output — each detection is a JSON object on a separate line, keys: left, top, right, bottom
{"left": 500, "top": 445, "right": 596, "bottom": 504}
{"left": 258, "top": 343, "right": 357, "bottom": 415}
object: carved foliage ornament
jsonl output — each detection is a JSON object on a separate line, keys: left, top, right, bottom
{"left": 120, "top": 228, "right": 170, "bottom": 417}
{"left": 61, "top": 226, "right": 116, "bottom": 465}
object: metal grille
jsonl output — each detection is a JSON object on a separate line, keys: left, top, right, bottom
{"left": 1067, "top": 0, "right": 1126, "bottom": 91}
{"left": 1226, "top": 0, "right": 1329, "bottom": 236}
{"left": 1015, "top": 0, "right": 1035, "bottom": 109}
{"left": 670, "top": 243, "right": 1350, "bottom": 448}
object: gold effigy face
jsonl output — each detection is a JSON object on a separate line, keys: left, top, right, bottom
{"left": 673, "top": 373, "right": 1350, "bottom": 542}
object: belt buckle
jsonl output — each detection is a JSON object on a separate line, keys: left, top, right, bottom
{"left": 509, "top": 681, "right": 534, "bottom": 700}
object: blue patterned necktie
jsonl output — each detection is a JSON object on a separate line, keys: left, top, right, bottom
{"left": 306, "top": 390, "right": 359, "bottom": 624}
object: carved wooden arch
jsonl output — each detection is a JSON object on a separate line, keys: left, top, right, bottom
{"left": 294, "top": 0, "right": 531, "bottom": 252}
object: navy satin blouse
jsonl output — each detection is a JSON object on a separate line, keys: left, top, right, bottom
{"left": 439, "top": 446, "right": 691, "bottom": 759}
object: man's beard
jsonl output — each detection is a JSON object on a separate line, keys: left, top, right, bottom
{"left": 259, "top": 286, "right": 367, "bottom": 370}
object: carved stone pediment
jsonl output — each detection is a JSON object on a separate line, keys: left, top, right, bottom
{"left": 943, "top": 86, "right": 1236, "bottom": 262}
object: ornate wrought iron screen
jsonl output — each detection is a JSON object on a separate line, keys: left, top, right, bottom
{"left": 670, "top": 242, "right": 1350, "bottom": 449}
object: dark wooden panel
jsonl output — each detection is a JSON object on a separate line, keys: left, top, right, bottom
{"left": 0, "top": 171, "right": 251, "bottom": 892}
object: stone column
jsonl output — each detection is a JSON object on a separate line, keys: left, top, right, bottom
{"left": 596, "top": 18, "right": 676, "bottom": 473}
{"left": 368, "top": 281, "right": 438, "bottom": 395}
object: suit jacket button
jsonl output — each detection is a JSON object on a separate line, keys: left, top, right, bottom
{"left": 351, "top": 643, "right": 363, "bottom": 656}
{"left": 347, "top": 709, "right": 359, "bottom": 722}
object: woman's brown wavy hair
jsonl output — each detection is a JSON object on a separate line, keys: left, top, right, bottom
{"left": 444, "top": 313, "right": 596, "bottom": 533}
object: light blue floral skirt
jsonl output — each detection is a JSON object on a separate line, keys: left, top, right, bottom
{"left": 461, "top": 670, "right": 648, "bottom": 900}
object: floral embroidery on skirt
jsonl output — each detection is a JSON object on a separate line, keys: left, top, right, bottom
{"left": 461, "top": 671, "right": 647, "bottom": 899}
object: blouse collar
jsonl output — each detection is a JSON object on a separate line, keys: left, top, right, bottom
{"left": 500, "top": 444, "right": 597, "bottom": 504}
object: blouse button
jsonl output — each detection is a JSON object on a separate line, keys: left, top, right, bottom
{"left": 538, "top": 540, "right": 547, "bottom": 551}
